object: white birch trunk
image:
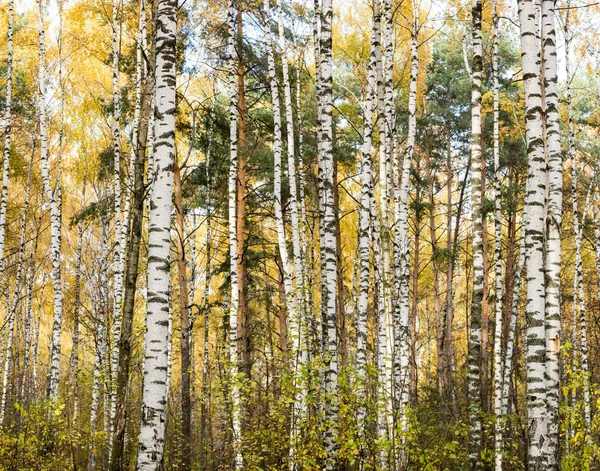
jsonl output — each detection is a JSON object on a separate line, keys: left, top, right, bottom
{"left": 0, "top": 0, "right": 14, "bottom": 284}
{"left": 393, "top": 4, "right": 418, "bottom": 443}
{"left": 262, "top": 3, "right": 301, "bottom": 466}
{"left": 316, "top": 0, "right": 338, "bottom": 466}
{"left": 276, "top": 0, "right": 306, "bottom": 352}
{"left": 227, "top": 1, "right": 243, "bottom": 468}
{"left": 491, "top": 4, "right": 505, "bottom": 469}
{"left": 468, "top": 0, "right": 484, "bottom": 464}
{"left": 38, "top": 0, "right": 64, "bottom": 402}
{"left": 541, "top": 0, "right": 562, "bottom": 464}
{"left": 109, "top": 0, "right": 123, "bottom": 449}
{"left": 136, "top": 0, "right": 177, "bottom": 468}
{"left": 356, "top": 0, "right": 379, "bottom": 433}
{"left": 518, "top": 0, "right": 548, "bottom": 465}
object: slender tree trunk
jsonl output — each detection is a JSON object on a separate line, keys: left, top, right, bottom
{"left": 428, "top": 165, "right": 444, "bottom": 397}
{"left": 236, "top": 1, "right": 251, "bottom": 380}
{"left": 468, "top": 0, "right": 484, "bottom": 463}
{"left": 23, "top": 196, "right": 42, "bottom": 405}
{"left": 136, "top": 0, "right": 176, "bottom": 468}
{"left": 541, "top": 0, "right": 562, "bottom": 465}
{"left": 109, "top": 0, "right": 123, "bottom": 451}
{"left": 262, "top": 3, "right": 300, "bottom": 466}
{"left": 481, "top": 141, "right": 490, "bottom": 415}
{"left": 491, "top": 4, "right": 505, "bottom": 467}
{"left": 276, "top": 0, "right": 306, "bottom": 357}
{"left": 356, "top": 0, "right": 379, "bottom": 432}
{"left": 0, "top": 0, "right": 14, "bottom": 285}
{"left": 443, "top": 134, "right": 455, "bottom": 402}
{"left": 334, "top": 165, "right": 347, "bottom": 372}
{"left": 109, "top": 2, "right": 154, "bottom": 467}
{"left": 564, "top": 10, "right": 591, "bottom": 435}
{"left": 410, "top": 172, "right": 421, "bottom": 404}
{"left": 89, "top": 215, "right": 110, "bottom": 471}
{"left": 70, "top": 189, "right": 85, "bottom": 425}
{"left": 199, "top": 89, "right": 215, "bottom": 471}
{"left": 518, "top": 0, "right": 548, "bottom": 465}
{"left": 227, "top": 2, "right": 243, "bottom": 468}
{"left": 316, "top": 0, "right": 338, "bottom": 466}
{"left": 38, "top": 0, "right": 64, "bottom": 402}
{"left": 174, "top": 157, "right": 192, "bottom": 471}
{"left": 392, "top": 2, "right": 418, "bottom": 446}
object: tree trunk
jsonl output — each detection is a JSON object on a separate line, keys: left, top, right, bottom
{"left": 174, "top": 157, "right": 192, "bottom": 471}
{"left": 356, "top": 0, "right": 378, "bottom": 432}
{"left": 0, "top": 0, "right": 14, "bottom": 285}
{"left": 468, "top": 0, "right": 484, "bottom": 464}
{"left": 517, "top": 0, "right": 548, "bottom": 465}
{"left": 109, "top": 0, "right": 123, "bottom": 451}
{"left": 109, "top": 1, "right": 154, "bottom": 467}
{"left": 541, "top": 0, "right": 563, "bottom": 464}
{"left": 491, "top": 4, "right": 505, "bottom": 467}
{"left": 316, "top": 0, "right": 338, "bottom": 466}
{"left": 236, "top": 1, "right": 251, "bottom": 381}
{"left": 392, "top": 1, "right": 418, "bottom": 445}
{"left": 227, "top": 1, "right": 243, "bottom": 468}
{"left": 136, "top": 0, "right": 176, "bottom": 468}
{"left": 38, "top": 0, "right": 64, "bottom": 403}
{"left": 262, "top": 4, "right": 299, "bottom": 465}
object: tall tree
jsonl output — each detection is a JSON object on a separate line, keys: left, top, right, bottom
{"left": 393, "top": 0, "right": 419, "bottom": 441}
{"left": 491, "top": 1, "right": 505, "bottom": 468}
{"left": 110, "top": 0, "right": 123, "bottom": 448}
{"left": 468, "top": 0, "right": 484, "bottom": 464}
{"left": 517, "top": 0, "right": 548, "bottom": 466}
{"left": 38, "top": 0, "right": 64, "bottom": 402}
{"left": 110, "top": 2, "right": 155, "bottom": 467}
{"left": 541, "top": 0, "right": 562, "bottom": 465}
{"left": 316, "top": 0, "right": 338, "bottom": 467}
{"left": 0, "top": 0, "right": 14, "bottom": 286}
{"left": 356, "top": 0, "right": 379, "bottom": 433}
{"left": 173, "top": 149, "right": 192, "bottom": 471}
{"left": 136, "top": 0, "right": 176, "bottom": 468}
{"left": 227, "top": 1, "right": 243, "bottom": 469}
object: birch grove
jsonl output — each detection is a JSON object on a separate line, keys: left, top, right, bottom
{"left": 0, "top": 0, "right": 600, "bottom": 469}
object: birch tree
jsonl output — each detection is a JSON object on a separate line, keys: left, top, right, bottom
{"left": 110, "top": 1, "right": 154, "bottom": 466}
{"left": 38, "top": 0, "right": 64, "bottom": 402}
{"left": 136, "top": 0, "right": 177, "bottom": 468}
{"left": 316, "top": 0, "right": 338, "bottom": 466}
{"left": 491, "top": 1, "right": 506, "bottom": 467}
{"left": 262, "top": 3, "right": 301, "bottom": 464}
{"left": 109, "top": 0, "right": 123, "bottom": 446}
{"left": 0, "top": 0, "right": 14, "bottom": 285}
{"left": 227, "top": 1, "right": 243, "bottom": 468}
{"left": 356, "top": 0, "right": 379, "bottom": 433}
{"left": 468, "top": 0, "right": 484, "bottom": 464}
{"left": 518, "top": 0, "right": 549, "bottom": 466}
{"left": 541, "top": 0, "right": 562, "bottom": 464}
{"left": 393, "top": 0, "right": 418, "bottom": 440}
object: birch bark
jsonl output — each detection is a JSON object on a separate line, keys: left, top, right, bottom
{"left": 38, "top": 0, "right": 64, "bottom": 402}
{"left": 316, "top": 0, "right": 338, "bottom": 466}
{"left": 468, "top": 0, "right": 484, "bottom": 463}
{"left": 518, "top": 0, "right": 548, "bottom": 465}
{"left": 227, "top": 1, "right": 243, "bottom": 468}
{"left": 136, "top": 0, "right": 177, "bottom": 468}
{"left": 541, "top": 0, "right": 562, "bottom": 463}
{"left": 0, "top": 0, "right": 14, "bottom": 284}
